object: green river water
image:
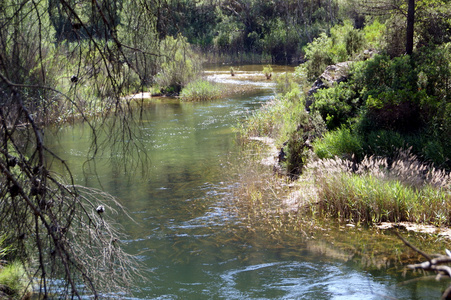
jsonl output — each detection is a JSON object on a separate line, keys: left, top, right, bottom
{"left": 44, "top": 65, "right": 448, "bottom": 299}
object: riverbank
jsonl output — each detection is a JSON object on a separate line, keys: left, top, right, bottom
{"left": 230, "top": 135, "right": 451, "bottom": 277}
{"left": 246, "top": 125, "right": 451, "bottom": 229}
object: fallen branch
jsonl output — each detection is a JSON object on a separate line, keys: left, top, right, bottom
{"left": 396, "top": 231, "right": 451, "bottom": 300}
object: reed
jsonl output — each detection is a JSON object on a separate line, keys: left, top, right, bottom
{"left": 237, "top": 95, "right": 307, "bottom": 146}
{"left": 308, "top": 151, "right": 451, "bottom": 225}
{"left": 180, "top": 79, "right": 222, "bottom": 101}
{"left": 0, "top": 260, "right": 31, "bottom": 299}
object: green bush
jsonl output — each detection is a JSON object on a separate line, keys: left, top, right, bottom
{"left": 344, "top": 29, "right": 365, "bottom": 57}
{"left": 313, "top": 127, "right": 362, "bottom": 159}
{"left": 359, "top": 130, "right": 407, "bottom": 158}
{"left": 274, "top": 72, "right": 301, "bottom": 96}
{"left": 262, "top": 19, "right": 301, "bottom": 63}
{"left": 311, "top": 81, "right": 360, "bottom": 130}
{"left": 283, "top": 112, "right": 326, "bottom": 178}
{"left": 0, "top": 261, "right": 28, "bottom": 298}
{"left": 180, "top": 80, "right": 221, "bottom": 101}
{"left": 302, "top": 21, "right": 371, "bottom": 81}
{"left": 285, "top": 129, "right": 308, "bottom": 178}
{"left": 354, "top": 54, "right": 417, "bottom": 96}
{"left": 262, "top": 64, "right": 273, "bottom": 80}
{"left": 362, "top": 20, "right": 386, "bottom": 50}
{"left": 303, "top": 33, "right": 334, "bottom": 80}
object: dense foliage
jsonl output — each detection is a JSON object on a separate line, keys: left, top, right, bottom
{"left": 237, "top": 0, "right": 450, "bottom": 178}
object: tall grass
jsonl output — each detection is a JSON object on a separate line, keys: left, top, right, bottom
{"left": 313, "top": 127, "right": 362, "bottom": 159}
{"left": 237, "top": 95, "right": 307, "bottom": 146}
{"left": 180, "top": 79, "right": 222, "bottom": 101}
{"left": 223, "top": 144, "right": 450, "bottom": 268}
{"left": 309, "top": 151, "right": 451, "bottom": 225}
{"left": 0, "top": 261, "right": 30, "bottom": 299}
{"left": 0, "top": 236, "right": 30, "bottom": 299}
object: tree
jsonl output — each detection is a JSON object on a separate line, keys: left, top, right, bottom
{"left": 357, "top": 0, "right": 450, "bottom": 56}
{"left": 406, "top": 0, "right": 415, "bottom": 54}
{"left": 0, "top": 0, "right": 149, "bottom": 298}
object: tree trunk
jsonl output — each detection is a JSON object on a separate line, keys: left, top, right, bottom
{"left": 406, "top": 0, "right": 415, "bottom": 55}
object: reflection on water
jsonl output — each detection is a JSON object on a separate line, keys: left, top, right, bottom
{"left": 44, "top": 66, "right": 446, "bottom": 299}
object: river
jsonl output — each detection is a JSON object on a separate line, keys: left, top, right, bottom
{"left": 44, "top": 65, "right": 447, "bottom": 299}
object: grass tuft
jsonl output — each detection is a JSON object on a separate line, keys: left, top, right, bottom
{"left": 0, "top": 261, "right": 30, "bottom": 299}
{"left": 180, "top": 79, "right": 222, "bottom": 101}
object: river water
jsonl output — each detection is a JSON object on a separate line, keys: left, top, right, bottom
{"left": 44, "top": 65, "right": 447, "bottom": 299}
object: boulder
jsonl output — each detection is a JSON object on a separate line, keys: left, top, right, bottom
{"left": 308, "top": 61, "right": 352, "bottom": 96}
{"left": 306, "top": 61, "right": 352, "bottom": 111}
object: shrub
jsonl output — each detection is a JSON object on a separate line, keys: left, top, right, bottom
{"left": 262, "top": 19, "right": 301, "bottom": 63}
{"left": 274, "top": 72, "right": 301, "bottom": 96}
{"left": 302, "top": 32, "right": 334, "bottom": 80}
{"left": 359, "top": 130, "right": 406, "bottom": 158}
{"left": 362, "top": 20, "right": 386, "bottom": 50}
{"left": 354, "top": 54, "right": 417, "bottom": 95}
{"left": 180, "top": 80, "right": 222, "bottom": 101}
{"left": 344, "top": 29, "right": 365, "bottom": 57}
{"left": 311, "top": 81, "right": 360, "bottom": 130}
{"left": 283, "top": 112, "right": 326, "bottom": 178}
{"left": 313, "top": 127, "right": 362, "bottom": 159}
{"left": 262, "top": 64, "right": 273, "bottom": 80}
{"left": 384, "top": 16, "right": 407, "bottom": 58}
{"left": 302, "top": 21, "right": 369, "bottom": 81}
{"left": 364, "top": 91, "right": 425, "bottom": 132}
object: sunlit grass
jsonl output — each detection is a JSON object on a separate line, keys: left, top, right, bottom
{"left": 313, "top": 127, "right": 363, "bottom": 159}
{"left": 309, "top": 152, "right": 451, "bottom": 226}
{"left": 236, "top": 95, "right": 306, "bottom": 146}
{"left": 180, "top": 79, "right": 222, "bottom": 101}
{"left": 224, "top": 143, "right": 451, "bottom": 269}
{"left": 0, "top": 261, "right": 31, "bottom": 299}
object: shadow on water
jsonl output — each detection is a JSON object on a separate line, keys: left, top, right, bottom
{"left": 43, "top": 65, "right": 450, "bottom": 299}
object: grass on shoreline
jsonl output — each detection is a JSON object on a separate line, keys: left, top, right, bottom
{"left": 180, "top": 79, "right": 222, "bottom": 101}
{"left": 231, "top": 86, "right": 451, "bottom": 271}
{"left": 309, "top": 152, "right": 451, "bottom": 226}
{"left": 0, "top": 261, "right": 31, "bottom": 299}
{"left": 237, "top": 89, "right": 450, "bottom": 229}
{"left": 225, "top": 140, "right": 451, "bottom": 270}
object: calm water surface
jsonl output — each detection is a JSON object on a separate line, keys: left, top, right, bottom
{"left": 44, "top": 66, "right": 446, "bottom": 299}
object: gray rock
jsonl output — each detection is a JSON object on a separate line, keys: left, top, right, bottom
{"left": 306, "top": 61, "right": 352, "bottom": 111}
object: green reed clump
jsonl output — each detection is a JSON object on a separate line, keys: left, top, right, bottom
{"left": 237, "top": 95, "right": 307, "bottom": 145}
{"left": 224, "top": 143, "right": 451, "bottom": 270}
{"left": 0, "top": 261, "right": 30, "bottom": 299}
{"left": 0, "top": 236, "right": 30, "bottom": 299}
{"left": 180, "top": 79, "right": 222, "bottom": 101}
{"left": 309, "top": 152, "right": 451, "bottom": 226}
